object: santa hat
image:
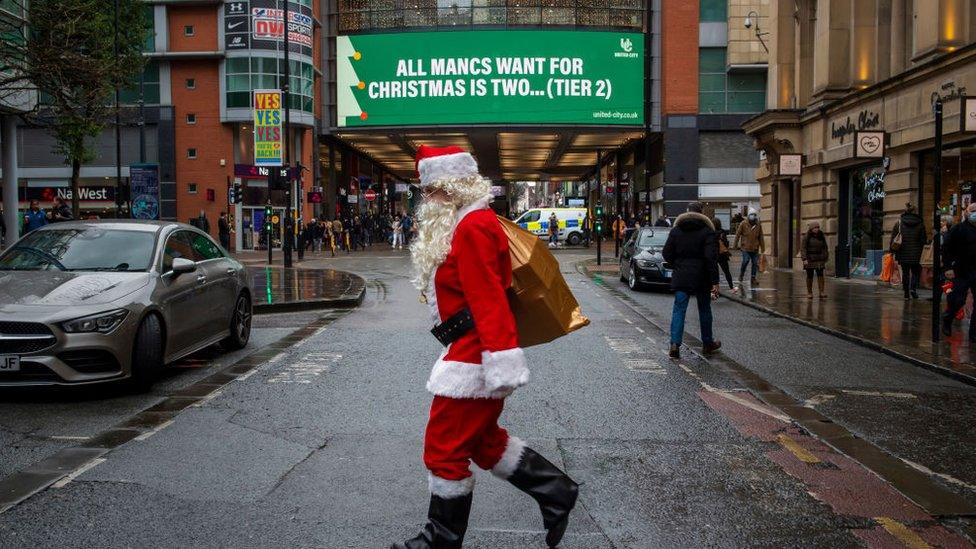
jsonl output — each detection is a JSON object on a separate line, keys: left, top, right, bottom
{"left": 415, "top": 145, "right": 479, "bottom": 188}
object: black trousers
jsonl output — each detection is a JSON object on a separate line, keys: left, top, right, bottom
{"left": 901, "top": 263, "right": 921, "bottom": 296}
{"left": 805, "top": 267, "right": 824, "bottom": 281}
{"left": 717, "top": 256, "right": 733, "bottom": 288}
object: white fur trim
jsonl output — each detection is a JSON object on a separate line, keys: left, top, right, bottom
{"left": 482, "top": 348, "right": 530, "bottom": 393}
{"left": 426, "top": 351, "right": 513, "bottom": 399}
{"left": 454, "top": 197, "right": 490, "bottom": 229}
{"left": 418, "top": 152, "right": 479, "bottom": 187}
{"left": 428, "top": 473, "right": 474, "bottom": 498}
{"left": 490, "top": 436, "right": 526, "bottom": 479}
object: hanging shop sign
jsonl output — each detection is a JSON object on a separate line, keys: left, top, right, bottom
{"left": 129, "top": 163, "right": 160, "bottom": 220}
{"left": 336, "top": 30, "right": 645, "bottom": 127}
{"left": 224, "top": 0, "right": 314, "bottom": 56}
{"left": 778, "top": 154, "right": 802, "bottom": 176}
{"left": 853, "top": 131, "right": 886, "bottom": 159}
{"left": 961, "top": 95, "right": 976, "bottom": 132}
{"left": 253, "top": 89, "right": 283, "bottom": 167}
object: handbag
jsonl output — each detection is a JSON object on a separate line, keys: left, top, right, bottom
{"left": 758, "top": 254, "right": 768, "bottom": 273}
{"left": 891, "top": 231, "right": 903, "bottom": 252}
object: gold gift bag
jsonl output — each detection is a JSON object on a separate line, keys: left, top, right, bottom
{"left": 497, "top": 216, "right": 590, "bottom": 347}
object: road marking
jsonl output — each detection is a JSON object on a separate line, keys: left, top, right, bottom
{"left": 623, "top": 318, "right": 633, "bottom": 324}
{"left": 899, "top": 458, "right": 976, "bottom": 491}
{"left": 604, "top": 336, "right": 666, "bottom": 375}
{"left": 48, "top": 436, "right": 91, "bottom": 441}
{"left": 268, "top": 352, "right": 342, "bottom": 384}
{"left": 875, "top": 517, "right": 933, "bottom": 549}
{"left": 634, "top": 327, "right": 644, "bottom": 333}
{"left": 134, "top": 419, "right": 174, "bottom": 441}
{"left": 702, "top": 386, "right": 791, "bottom": 423}
{"left": 777, "top": 434, "right": 821, "bottom": 464}
{"left": 841, "top": 390, "right": 917, "bottom": 399}
{"left": 51, "top": 458, "right": 106, "bottom": 489}
{"left": 802, "top": 394, "right": 836, "bottom": 408}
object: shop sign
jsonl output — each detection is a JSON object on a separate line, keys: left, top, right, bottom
{"left": 129, "top": 163, "right": 160, "bottom": 220}
{"left": 853, "top": 131, "right": 885, "bottom": 158}
{"left": 778, "top": 154, "right": 802, "bottom": 176}
{"left": 307, "top": 191, "right": 323, "bottom": 204}
{"left": 961, "top": 96, "right": 976, "bottom": 132}
{"left": 347, "top": 194, "right": 359, "bottom": 204}
{"left": 234, "top": 164, "right": 298, "bottom": 180}
{"left": 253, "top": 89, "right": 283, "bottom": 167}
{"left": 337, "top": 30, "right": 644, "bottom": 127}
{"left": 224, "top": 0, "right": 314, "bottom": 56}
{"left": 930, "top": 80, "right": 967, "bottom": 106}
{"left": 864, "top": 169, "right": 886, "bottom": 202}
{"left": 831, "top": 109, "right": 880, "bottom": 144}
{"left": 24, "top": 185, "right": 115, "bottom": 203}
{"left": 224, "top": 1, "right": 250, "bottom": 50}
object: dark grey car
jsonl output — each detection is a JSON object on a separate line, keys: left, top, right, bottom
{"left": 619, "top": 227, "right": 672, "bottom": 291}
{"left": 0, "top": 221, "right": 252, "bottom": 389}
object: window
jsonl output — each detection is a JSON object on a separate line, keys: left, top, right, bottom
{"left": 186, "top": 113, "right": 196, "bottom": 124}
{"left": 517, "top": 210, "right": 541, "bottom": 223}
{"left": 189, "top": 233, "right": 223, "bottom": 260}
{"left": 163, "top": 231, "right": 203, "bottom": 272}
{"left": 0, "top": 229, "right": 156, "bottom": 272}
{"left": 699, "top": 0, "right": 727, "bottom": 22}
{"left": 119, "top": 61, "right": 161, "bottom": 105}
{"left": 188, "top": 183, "right": 198, "bottom": 194}
{"left": 187, "top": 148, "right": 197, "bottom": 159}
{"left": 185, "top": 78, "right": 195, "bottom": 89}
{"left": 224, "top": 56, "right": 316, "bottom": 113}
{"left": 698, "top": 48, "right": 767, "bottom": 114}
{"left": 184, "top": 25, "right": 194, "bottom": 36}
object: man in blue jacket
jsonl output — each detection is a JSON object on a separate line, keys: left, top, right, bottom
{"left": 23, "top": 200, "right": 48, "bottom": 234}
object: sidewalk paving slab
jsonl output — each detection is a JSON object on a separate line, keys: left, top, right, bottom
{"left": 246, "top": 266, "right": 366, "bottom": 313}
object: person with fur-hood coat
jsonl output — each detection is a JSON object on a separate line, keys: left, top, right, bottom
{"left": 662, "top": 202, "right": 722, "bottom": 359}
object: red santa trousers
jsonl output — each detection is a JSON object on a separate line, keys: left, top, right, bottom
{"left": 423, "top": 396, "right": 526, "bottom": 498}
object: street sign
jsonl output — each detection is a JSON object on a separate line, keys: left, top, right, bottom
{"left": 253, "top": 90, "right": 283, "bottom": 166}
{"left": 129, "top": 163, "right": 160, "bottom": 220}
{"left": 364, "top": 189, "right": 377, "bottom": 201}
{"left": 307, "top": 191, "right": 323, "bottom": 203}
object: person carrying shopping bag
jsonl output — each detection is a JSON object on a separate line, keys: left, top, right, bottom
{"left": 800, "top": 221, "right": 829, "bottom": 299}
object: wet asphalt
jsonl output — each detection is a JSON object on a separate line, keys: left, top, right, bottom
{"left": 0, "top": 249, "right": 973, "bottom": 547}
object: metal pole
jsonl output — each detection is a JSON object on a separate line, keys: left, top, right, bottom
{"left": 138, "top": 70, "right": 146, "bottom": 164}
{"left": 932, "top": 98, "right": 943, "bottom": 342}
{"left": 596, "top": 150, "right": 602, "bottom": 266}
{"left": 114, "top": 0, "right": 122, "bottom": 218}
{"left": 615, "top": 154, "right": 622, "bottom": 257}
{"left": 282, "top": 0, "right": 293, "bottom": 267}
{"left": 643, "top": 1, "right": 652, "bottom": 225}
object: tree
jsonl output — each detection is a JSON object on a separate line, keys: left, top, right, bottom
{"left": 0, "top": 0, "right": 149, "bottom": 217}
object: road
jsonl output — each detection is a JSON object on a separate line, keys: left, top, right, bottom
{"left": 0, "top": 249, "right": 973, "bottom": 548}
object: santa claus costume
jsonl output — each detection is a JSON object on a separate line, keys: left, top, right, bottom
{"left": 392, "top": 145, "right": 578, "bottom": 549}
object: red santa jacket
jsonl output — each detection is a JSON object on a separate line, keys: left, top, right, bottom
{"left": 426, "top": 199, "right": 529, "bottom": 399}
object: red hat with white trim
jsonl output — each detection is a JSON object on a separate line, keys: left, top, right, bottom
{"left": 415, "top": 144, "right": 479, "bottom": 188}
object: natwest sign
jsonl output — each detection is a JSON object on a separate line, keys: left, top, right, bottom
{"left": 20, "top": 185, "right": 116, "bottom": 203}
{"left": 234, "top": 164, "right": 300, "bottom": 180}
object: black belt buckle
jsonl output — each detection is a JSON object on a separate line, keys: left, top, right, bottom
{"left": 431, "top": 308, "right": 475, "bottom": 346}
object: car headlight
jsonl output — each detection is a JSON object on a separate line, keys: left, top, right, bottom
{"left": 636, "top": 259, "right": 659, "bottom": 270}
{"left": 62, "top": 309, "right": 129, "bottom": 334}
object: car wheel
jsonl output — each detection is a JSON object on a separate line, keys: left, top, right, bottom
{"left": 628, "top": 263, "right": 644, "bottom": 291}
{"left": 222, "top": 293, "right": 252, "bottom": 351}
{"left": 130, "top": 314, "right": 163, "bottom": 392}
{"left": 567, "top": 232, "right": 582, "bottom": 246}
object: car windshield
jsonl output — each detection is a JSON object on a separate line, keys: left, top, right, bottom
{"left": 0, "top": 228, "right": 156, "bottom": 272}
{"left": 638, "top": 229, "right": 669, "bottom": 248}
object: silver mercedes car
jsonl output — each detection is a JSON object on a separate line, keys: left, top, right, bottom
{"left": 0, "top": 221, "right": 252, "bottom": 390}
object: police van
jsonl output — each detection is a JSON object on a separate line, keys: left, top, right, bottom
{"left": 514, "top": 208, "right": 588, "bottom": 245}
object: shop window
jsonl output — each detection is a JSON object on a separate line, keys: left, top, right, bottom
{"left": 849, "top": 165, "right": 887, "bottom": 279}
{"left": 187, "top": 148, "right": 197, "bottom": 159}
{"left": 186, "top": 114, "right": 196, "bottom": 124}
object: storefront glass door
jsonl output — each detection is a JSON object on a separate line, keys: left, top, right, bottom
{"left": 849, "top": 166, "right": 886, "bottom": 279}
{"left": 242, "top": 206, "right": 286, "bottom": 251}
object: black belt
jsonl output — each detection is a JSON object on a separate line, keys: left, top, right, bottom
{"left": 431, "top": 308, "right": 475, "bottom": 346}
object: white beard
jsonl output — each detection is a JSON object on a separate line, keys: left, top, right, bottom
{"left": 411, "top": 200, "right": 458, "bottom": 291}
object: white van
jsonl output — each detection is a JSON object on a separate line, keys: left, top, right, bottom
{"left": 514, "top": 208, "right": 588, "bottom": 245}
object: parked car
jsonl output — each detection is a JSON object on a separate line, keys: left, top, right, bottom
{"left": 514, "top": 207, "right": 587, "bottom": 245}
{"left": 0, "top": 221, "right": 252, "bottom": 390}
{"left": 619, "top": 226, "right": 672, "bottom": 291}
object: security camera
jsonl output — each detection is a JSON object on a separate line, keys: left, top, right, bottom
{"left": 744, "top": 16, "right": 753, "bottom": 28}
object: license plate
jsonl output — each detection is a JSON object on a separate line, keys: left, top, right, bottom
{"left": 664, "top": 270, "right": 673, "bottom": 278}
{"left": 0, "top": 356, "right": 21, "bottom": 372}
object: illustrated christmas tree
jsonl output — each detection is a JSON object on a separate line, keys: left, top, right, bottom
{"left": 336, "top": 36, "right": 364, "bottom": 127}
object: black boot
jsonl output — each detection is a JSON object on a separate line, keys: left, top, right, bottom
{"left": 507, "top": 448, "right": 579, "bottom": 548}
{"left": 391, "top": 492, "right": 472, "bottom": 549}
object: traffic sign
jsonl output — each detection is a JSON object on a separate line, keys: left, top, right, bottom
{"left": 364, "top": 189, "right": 377, "bottom": 201}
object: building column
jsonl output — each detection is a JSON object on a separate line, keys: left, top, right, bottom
{"left": 1, "top": 115, "right": 20, "bottom": 243}
{"left": 768, "top": 0, "right": 796, "bottom": 109}
{"left": 811, "top": 0, "right": 852, "bottom": 102}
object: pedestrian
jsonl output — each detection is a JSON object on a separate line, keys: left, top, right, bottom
{"left": 712, "top": 217, "right": 734, "bottom": 291}
{"left": 800, "top": 221, "right": 829, "bottom": 300}
{"left": 548, "top": 212, "right": 559, "bottom": 247}
{"left": 733, "top": 208, "right": 765, "bottom": 288}
{"left": 654, "top": 215, "right": 671, "bottom": 228}
{"left": 324, "top": 220, "right": 337, "bottom": 257}
{"left": 392, "top": 215, "right": 404, "bottom": 250}
{"left": 663, "top": 202, "right": 721, "bottom": 359}
{"left": 401, "top": 213, "right": 413, "bottom": 246}
{"left": 612, "top": 214, "right": 626, "bottom": 251}
{"left": 51, "top": 196, "right": 73, "bottom": 222}
{"left": 942, "top": 202, "right": 976, "bottom": 342}
{"left": 194, "top": 210, "right": 211, "bottom": 234}
{"left": 332, "top": 218, "right": 344, "bottom": 251}
{"left": 23, "top": 200, "right": 48, "bottom": 233}
{"left": 218, "top": 211, "right": 232, "bottom": 250}
{"left": 394, "top": 145, "right": 577, "bottom": 549}
{"left": 890, "top": 203, "right": 926, "bottom": 299}
{"left": 582, "top": 214, "right": 591, "bottom": 247}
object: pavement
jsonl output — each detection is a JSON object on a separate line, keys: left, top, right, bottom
{"left": 246, "top": 266, "right": 366, "bottom": 312}
{"left": 718, "top": 264, "right": 976, "bottom": 384}
{"left": 0, "top": 250, "right": 974, "bottom": 547}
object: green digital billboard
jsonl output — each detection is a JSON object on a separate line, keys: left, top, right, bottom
{"left": 336, "top": 30, "right": 645, "bottom": 127}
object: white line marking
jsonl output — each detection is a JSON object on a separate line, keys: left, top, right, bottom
{"left": 634, "top": 327, "right": 644, "bottom": 333}
{"left": 51, "top": 458, "right": 106, "bottom": 489}
{"left": 133, "top": 420, "right": 174, "bottom": 441}
{"left": 899, "top": 458, "right": 976, "bottom": 491}
{"left": 623, "top": 318, "right": 633, "bottom": 324}
{"left": 268, "top": 352, "right": 342, "bottom": 384}
{"left": 802, "top": 394, "right": 837, "bottom": 408}
{"left": 48, "top": 436, "right": 90, "bottom": 441}
{"left": 841, "top": 390, "right": 917, "bottom": 399}
{"left": 701, "top": 385, "right": 791, "bottom": 423}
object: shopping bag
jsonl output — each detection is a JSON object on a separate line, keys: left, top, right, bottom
{"left": 879, "top": 253, "right": 895, "bottom": 282}
{"left": 944, "top": 281, "right": 967, "bottom": 321}
{"left": 920, "top": 244, "right": 934, "bottom": 266}
{"left": 497, "top": 216, "right": 590, "bottom": 347}
{"left": 758, "top": 254, "right": 768, "bottom": 273}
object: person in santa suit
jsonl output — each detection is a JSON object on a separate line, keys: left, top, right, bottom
{"left": 392, "top": 145, "right": 578, "bottom": 549}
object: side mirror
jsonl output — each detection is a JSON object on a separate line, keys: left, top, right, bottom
{"left": 170, "top": 257, "right": 197, "bottom": 276}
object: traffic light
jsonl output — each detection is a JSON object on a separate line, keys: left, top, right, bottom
{"left": 594, "top": 205, "right": 604, "bottom": 235}
{"left": 229, "top": 185, "right": 242, "bottom": 205}
{"left": 264, "top": 205, "right": 273, "bottom": 233}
